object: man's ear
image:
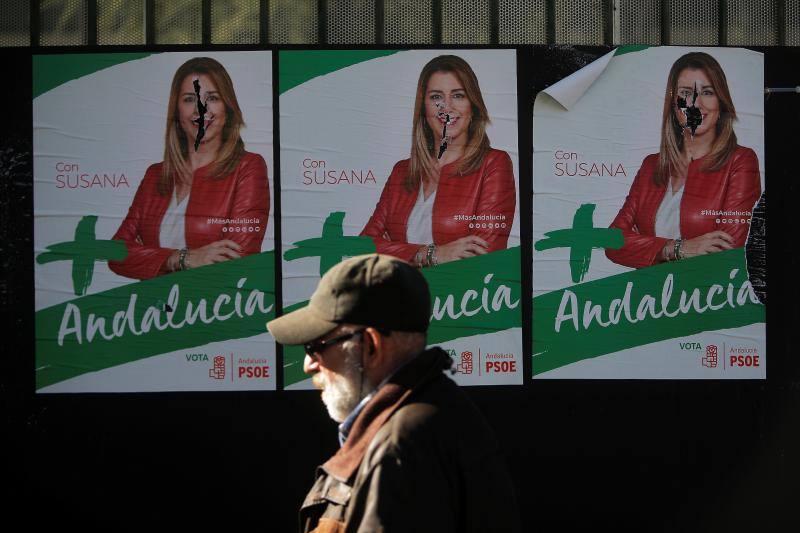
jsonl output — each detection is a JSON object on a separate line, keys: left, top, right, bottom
{"left": 362, "top": 327, "right": 384, "bottom": 367}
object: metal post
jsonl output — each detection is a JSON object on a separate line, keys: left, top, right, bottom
{"left": 318, "top": 0, "right": 327, "bottom": 44}
{"left": 376, "top": 0, "right": 384, "bottom": 44}
{"left": 260, "top": 0, "right": 269, "bottom": 44}
{"left": 87, "top": 0, "right": 97, "bottom": 45}
{"left": 31, "top": 0, "right": 41, "bottom": 47}
{"left": 202, "top": 0, "right": 211, "bottom": 44}
{"left": 433, "top": 0, "right": 442, "bottom": 44}
{"left": 145, "top": 0, "right": 155, "bottom": 45}
{"left": 490, "top": 0, "right": 499, "bottom": 44}
{"left": 603, "top": 0, "right": 614, "bottom": 45}
{"left": 611, "top": 0, "right": 621, "bottom": 44}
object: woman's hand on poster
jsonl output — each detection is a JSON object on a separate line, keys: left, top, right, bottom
{"left": 185, "top": 239, "right": 242, "bottom": 268}
{"left": 436, "top": 235, "right": 489, "bottom": 263}
{"left": 681, "top": 231, "right": 734, "bottom": 258}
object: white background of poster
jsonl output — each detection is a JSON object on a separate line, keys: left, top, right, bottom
{"left": 34, "top": 51, "right": 276, "bottom": 391}
{"left": 533, "top": 46, "right": 765, "bottom": 378}
{"left": 281, "top": 49, "right": 521, "bottom": 387}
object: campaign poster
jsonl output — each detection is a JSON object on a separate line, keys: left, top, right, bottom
{"left": 34, "top": 51, "right": 276, "bottom": 392}
{"left": 532, "top": 46, "right": 766, "bottom": 378}
{"left": 280, "top": 49, "right": 521, "bottom": 388}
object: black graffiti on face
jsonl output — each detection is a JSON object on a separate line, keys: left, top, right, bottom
{"left": 192, "top": 78, "right": 208, "bottom": 151}
{"left": 436, "top": 103, "right": 450, "bottom": 160}
{"left": 677, "top": 81, "right": 703, "bottom": 136}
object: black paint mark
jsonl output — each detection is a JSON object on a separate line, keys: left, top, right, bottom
{"left": 677, "top": 81, "right": 703, "bottom": 136}
{"left": 192, "top": 79, "right": 207, "bottom": 151}
{"left": 745, "top": 191, "right": 766, "bottom": 305}
{"left": 436, "top": 104, "right": 450, "bottom": 160}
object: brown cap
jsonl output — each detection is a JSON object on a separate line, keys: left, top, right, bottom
{"left": 267, "top": 254, "right": 431, "bottom": 345}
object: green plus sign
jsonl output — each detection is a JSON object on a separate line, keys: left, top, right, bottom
{"left": 535, "top": 204, "right": 623, "bottom": 283}
{"left": 284, "top": 211, "right": 376, "bottom": 276}
{"left": 36, "top": 215, "right": 128, "bottom": 296}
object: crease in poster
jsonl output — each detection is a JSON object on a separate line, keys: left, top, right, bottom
{"left": 280, "top": 49, "right": 522, "bottom": 388}
{"left": 34, "top": 51, "right": 276, "bottom": 392}
{"left": 532, "top": 46, "right": 766, "bottom": 379}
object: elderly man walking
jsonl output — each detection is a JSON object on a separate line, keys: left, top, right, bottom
{"left": 268, "top": 254, "right": 520, "bottom": 533}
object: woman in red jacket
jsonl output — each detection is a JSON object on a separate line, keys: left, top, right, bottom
{"left": 360, "top": 55, "right": 516, "bottom": 267}
{"left": 109, "top": 57, "right": 269, "bottom": 280}
{"left": 606, "top": 51, "right": 760, "bottom": 269}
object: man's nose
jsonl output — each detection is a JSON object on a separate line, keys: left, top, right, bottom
{"left": 304, "top": 353, "right": 320, "bottom": 374}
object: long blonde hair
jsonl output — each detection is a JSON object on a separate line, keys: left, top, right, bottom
{"left": 159, "top": 57, "right": 246, "bottom": 195}
{"left": 407, "top": 55, "right": 491, "bottom": 190}
{"left": 655, "top": 52, "right": 738, "bottom": 186}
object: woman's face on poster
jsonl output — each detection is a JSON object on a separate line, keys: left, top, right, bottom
{"left": 178, "top": 72, "right": 227, "bottom": 148}
{"left": 673, "top": 67, "right": 720, "bottom": 138}
{"left": 425, "top": 71, "right": 473, "bottom": 144}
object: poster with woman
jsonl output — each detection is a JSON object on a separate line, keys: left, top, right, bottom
{"left": 532, "top": 46, "right": 766, "bottom": 379}
{"left": 34, "top": 51, "right": 276, "bottom": 392}
{"left": 280, "top": 49, "right": 521, "bottom": 388}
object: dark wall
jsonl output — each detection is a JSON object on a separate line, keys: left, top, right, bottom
{"left": 3, "top": 47, "right": 799, "bottom": 532}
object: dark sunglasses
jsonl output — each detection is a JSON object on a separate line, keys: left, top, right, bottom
{"left": 304, "top": 329, "right": 366, "bottom": 356}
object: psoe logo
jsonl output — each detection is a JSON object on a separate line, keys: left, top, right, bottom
{"left": 237, "top": 357, "right": 270, "bottom": 379}
{"left": 209, "top": 355, "right": 226, "bottom": 379}
{"left": 456, "top": 351, "right": 473, "bottom": 374}
{"left": 729, "top": 347, "right": 761, "bottom": 368}
{"left": 702, "top": 345, "right": 718, "bottom": 368}
{"left": 484, "top": 353, "right": 517, "bottom": 374}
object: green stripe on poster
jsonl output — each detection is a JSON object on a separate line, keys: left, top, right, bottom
{"left": 35, "top": 251, "right": 275, "bottom": 389}
{"left": 614, "top": 45, "right": 651, "bottom": 56}
{"left": 532, "top": 248, "right": 765, "bottom": 375}
{"left": 33, "top": 53, "right": 153, "bottom": 99}
{"left": 279, "top": 50, "right": 403, "bottom": 94}
{"left": 283, "top": 247, "right": 522, "bottom": 386}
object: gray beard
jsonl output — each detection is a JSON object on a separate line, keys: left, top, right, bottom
{"left": 314, "top": 344, "right": 369, "bottom": 423}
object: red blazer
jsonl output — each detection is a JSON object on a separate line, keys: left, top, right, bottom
{"left": 606, "top": 146, "right": 761, "bottom": 269}
{"left": 360, "top": 149, "right": 516, "bottom": 262}
{"left": 109, "top": 151, "right": 269, "bottom": 279}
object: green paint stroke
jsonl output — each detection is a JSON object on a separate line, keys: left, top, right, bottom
{"left": 614, "top": 45, "right": 651, "bottom": 57}
{"left": 34, "top": 53, "right": 152, "bottom": 99}
{"left": 279, "top": 50, "right": 402, "bottom": 94}
{"left": 284, "top": 211, "right": 376, "bottom": 277}
{"left": 284, "top": 247, "right": 522, "bottom": 386}
{"left": 35, "top": 251, "right": 275, "bottom": 389}
{"left": 36, "top": 216, "right": 128, "bottom": 296}
{"left": 535, "top": 204, "right": 623, "bottom": 283}
{"left": 532, "top": 248, "right": 765, "bottom": 375}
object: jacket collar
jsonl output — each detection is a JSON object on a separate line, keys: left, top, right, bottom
{"left": 321, "top": 347, "right": 453, "bottom": 481}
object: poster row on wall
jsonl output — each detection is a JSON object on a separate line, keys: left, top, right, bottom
{"left": 33, "top": 47, "right": 766, "bottom": 392}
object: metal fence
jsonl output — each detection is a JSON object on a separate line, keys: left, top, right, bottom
{"left": 1, "top": 0, "right": 797, "bottom": 47}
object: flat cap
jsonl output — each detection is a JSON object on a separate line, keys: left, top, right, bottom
{"left": 267, "top": 254, "right": 430, "bottom": 345}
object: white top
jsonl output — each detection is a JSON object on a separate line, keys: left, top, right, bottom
{"left": 654, "top": 183, "right": 684, "bottom": 240}
{"left": 159, "top": 189, "right": 189, "bottom": 249}
{"left": 406, "top": 186, "right": 436, "bottom": 244}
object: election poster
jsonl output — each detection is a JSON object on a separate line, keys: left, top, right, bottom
{"left": 532, "top": 46, "right": 766, "bottom": 378}
{"left": 34, "top": 51, "right": 276, "bottom": 392}
{"left": 280, "top": 49, "right": 522, "bottom": 388}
